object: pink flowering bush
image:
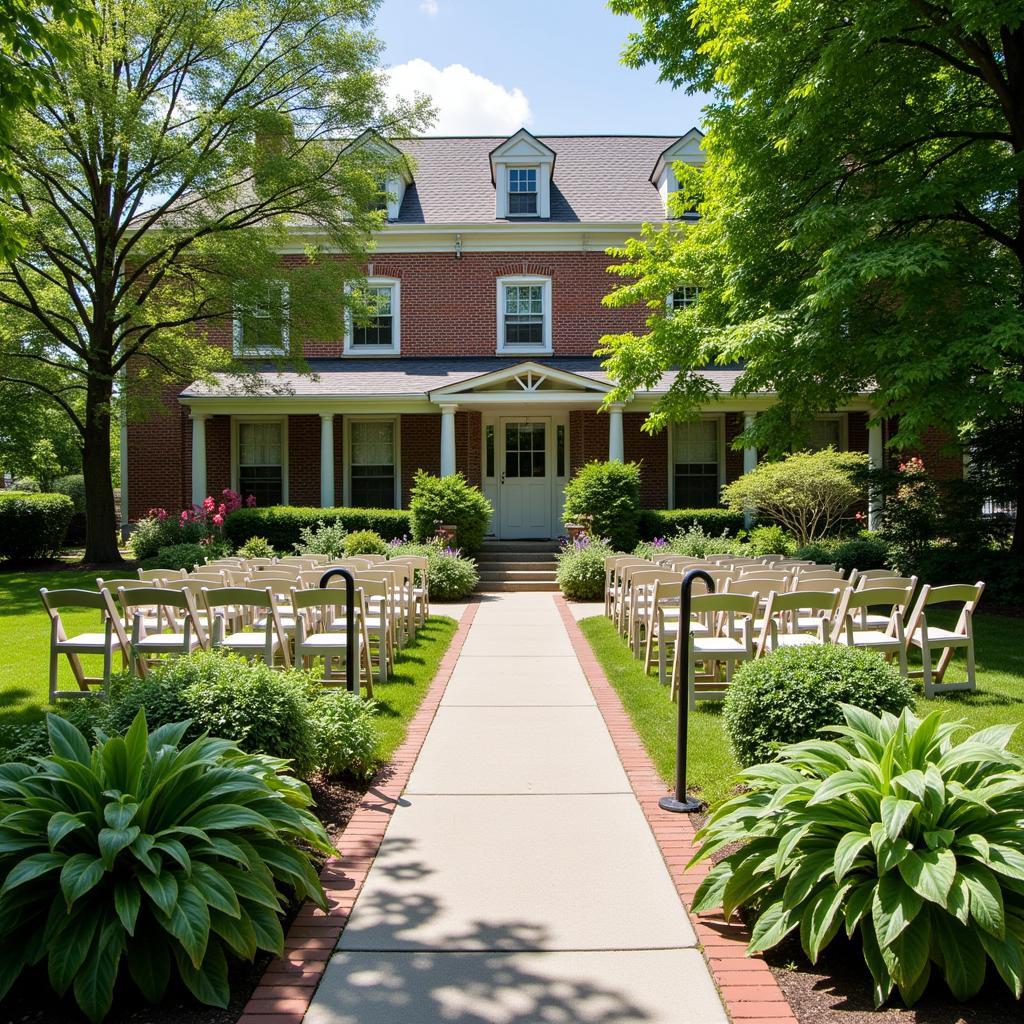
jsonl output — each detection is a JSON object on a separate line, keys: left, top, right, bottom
{"left": 130, "top": 489, "right": 253, "bottom": 560}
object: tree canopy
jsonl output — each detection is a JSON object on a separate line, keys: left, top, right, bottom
{"left": 0, "top": 0, "right": 430, "bottom": 560}
{"left": 603, "top": 0, "right": 1024, "bottom": 551}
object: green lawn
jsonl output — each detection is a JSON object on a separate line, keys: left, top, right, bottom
{"left": 0, "top": 567, "right": 458, "bottom": 764}
{"left": 579, "top": 609, "right": 1024, "bottom": 809}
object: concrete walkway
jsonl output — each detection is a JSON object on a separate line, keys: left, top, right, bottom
{"left": 305, "top": 593, "right": 727, "bottom": 1024}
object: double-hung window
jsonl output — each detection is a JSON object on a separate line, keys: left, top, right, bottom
{"left": 349, "top": 420, "right": 397, "bottom": 508}
{"left": 345, "top": 279, "right": 400, "bottom": 355}
{"left": 238, "top": 421, "right": 284, "bottom": 506}
{"left": 669, "top": 286, "right": 700, "bottom": 311}
{"left": 507, "top": 167, "right": 538, "bottom": 215}
{"left": 233, "top": 283, "right": 289, "bottom": 357}
{"left": 672, "top": 419, "right": 721, "bottom": 508}
{"left": 497, "top": 276, "right": 551, "bottom": 353}
{"left": 807, "top": 417, "right": 843, "bottom": 451}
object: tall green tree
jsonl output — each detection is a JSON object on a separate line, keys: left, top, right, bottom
{"left": 0, "top": 0, "right": 429, "bottom": 562}
{"left": 604, "top": 0, "right": 1024, "bottom": 557}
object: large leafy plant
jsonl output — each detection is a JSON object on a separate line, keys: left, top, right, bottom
{"left": 0, "top": 711, "right": 334, "bottom": 1021}
{"left": 691, "top": 706, "right": 1024, "bottom": 1007}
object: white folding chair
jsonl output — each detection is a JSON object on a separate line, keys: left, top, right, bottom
{"left": 905, "top": 582, "right": 985, "bottom": 697}
{"left": 203, "top": 587, "right": 290, "bottom": 668}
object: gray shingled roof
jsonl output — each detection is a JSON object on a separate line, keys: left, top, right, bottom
{"left": 392, "top": 136, "right": 679, "bottom": 224}
{"left": 181, "top": 357, "right": 743, "bottom": 399}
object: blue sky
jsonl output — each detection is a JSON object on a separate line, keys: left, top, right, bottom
{"left": 374, "top": 0, "right": 709, "bottom": 136}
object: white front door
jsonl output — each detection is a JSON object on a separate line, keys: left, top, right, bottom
{"left": 499, "top": 418, "right": 551, "bottom": 538}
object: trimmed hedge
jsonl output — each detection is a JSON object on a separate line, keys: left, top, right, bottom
{"left": 637, "top": 507, "right": 746, "bottom": 540}
{"left": 0, "top": 492, "right": 75, "bottom": 561}
{"left": 224, "top": 505, "right": 411, "bottom": 551}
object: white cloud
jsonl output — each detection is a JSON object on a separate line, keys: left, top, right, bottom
{"left": 386, "top": 59, "right": 532, "bottom": 135}
{"left": 418, "top": 0, "right": 438, "bottom": 14}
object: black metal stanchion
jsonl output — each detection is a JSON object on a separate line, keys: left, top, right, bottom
{"left": 659, "top": 568, "right": 714, "bottom": 814}
{"left": 318, "top": 568, "right": 356, "bottom": 694}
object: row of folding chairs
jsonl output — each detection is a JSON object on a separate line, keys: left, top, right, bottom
{"left": 603, "top": 555, "right": 984, "bottom": 706}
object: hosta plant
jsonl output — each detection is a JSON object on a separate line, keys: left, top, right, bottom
{"left": 0, "top": 711, "right": 334, "bottom": 1022}
{"left": 691, "top": 705, "right": 1024, "bottom": 1007}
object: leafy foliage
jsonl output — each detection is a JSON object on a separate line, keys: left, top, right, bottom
{"left": 563, "top": 461, "right": 642, "bottom": 552}
{"left": 140, "top": 542, "right": 231, "bottom": 572}
{"left": 557, "top": 536, "right": 615, "bottom": 601}
{"left": 0, "top": 491, "right": 74, "bottom": 560}
{"left": 389, "top": 540, "right": 479, "bottom": 600}
{"left": 0, "top": 710, "right": 333, "bottom": 1021}
{"left": 408, "top": 471, "right": 493, "bottom": 554}
{"left": 226, "top": 506, "right": 411, "bottom": 552}
{"left": 744, "top": 524, "right": 796, "bottom": 558}
{"left": 53, "top": 473, "right": 86, "bottom": 513}
{"left": 293, "top": 519, "right": 350, "bottom": 560}
{"left": 235, "top": 536, "right": 276, "bottom": 560}
{"left": 343, "top": 529, "right": 389, "bottom": 556}
{"left": 309, "top": 690, "right": 379, "bottom": 780}
{"left": 721, "top": 449, "right": 867, "bottom": 546}
{"left": 633, "top": 524, "right": 742, "bottom": 560}
{"left": 691, "top": 706, "right": 1024, "bottom": 1006}
{"left": 724, "top": 647, "right": 914, "bottom": 766}
{"left": 637, "top": 507, "right": 746, "bottom": 540}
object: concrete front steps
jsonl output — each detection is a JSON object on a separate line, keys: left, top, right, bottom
{"left": 475, "top": 539, "right": 560, "bottom": 592}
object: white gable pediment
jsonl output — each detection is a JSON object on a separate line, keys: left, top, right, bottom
{"left": 490, "top": 129, "right": 555, "bottom": 219}
{"left": 342, "top": 129, "right": 414, "bottom": 221}
{"left": 429, "top": 361, "right": 612, "bottom": 401}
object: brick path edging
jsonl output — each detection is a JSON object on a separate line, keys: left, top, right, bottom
{"left": 554, "top": 596, "right": 798, "bottom": 1024}
{"left": 237, "top": 601, "right": 480, "bottom": 1024}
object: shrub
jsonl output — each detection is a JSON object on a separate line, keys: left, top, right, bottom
{"left": 294, "top": 519, "right": 348, "bottom": 559}
{"left": 389, "top": 540, "right": 478, "bottom": 600}
{"left": 53, "top": 473, "right": 86, "bottom": 513}
{"left": 557, "top": 535, "right": 614, "bottom": 601}
{"left": 745, "top": 524, "right": 796, "bottom": 558}
{"left": 643, "top": 525, "right": 743, "bottom": 559}
{"left": 344, "top": 529, "right": 389, "bottom": 556}
{"left": 563, "top": 461, "right": 641, "bottom": 551}
{"left": 106, "top": 652, "right": 320, "bottom": 777}
{"left": 692, "top": 706, "right": 1024, "bottom": 1007}
{"left": 723, "top": 645, "right": 914, "bottom": 766}
{"left": 637, "top": 507, "right": 746, "bottom": 540}
{"left": 224, "top": 506, "right": 411, "bottom": 551}
{"left": 408, "top": 471, "right": 493, "bottom": 554}
{"left": 236, "top": 535, "right": 276, "bottom": 559}
{"left": 0, "top": 491, "right": 75, "bottom": 560}
{"left": 10, "top": 476, "right": 39, "bottom": 492}
{"left": 831, "top": 531, "right": 891, "bottom": 573}
{"left": 140, "top": 541, "right": 231, "bottom": 571}
{"left": 0, "top": 711, "right": 333, "bottom": 1021}
{"left": 722, "top": 448, "right": 868, "bottom": 546}
{"left": 130, "top": 510, "right": 208, "bottom": 560}
{"left": 309, "top": 690, "right": 379, "bottom": 779}
{"left": 794, "top": 541, "right": 835, "bottom": 564}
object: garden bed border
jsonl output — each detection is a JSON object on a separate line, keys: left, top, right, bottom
{"left": 237, "top": 601, "right": 479, "bottom": 1024}
{"left": 555, "top": 595, "right": 799, "bottom": 1024}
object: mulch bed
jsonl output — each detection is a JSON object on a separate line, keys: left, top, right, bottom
{"left": 0, "top": 776, "right": 365, "bottom": 1024}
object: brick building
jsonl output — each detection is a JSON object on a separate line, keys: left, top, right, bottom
{"left": 125, "top": 128, "right": 954, "bottom": 539}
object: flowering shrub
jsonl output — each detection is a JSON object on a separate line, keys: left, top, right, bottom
{"left": 389, "top": 539, "right": 479, "bottom": 600}
{"left": 557, "top": 534, "right": 614, "bottom": 600}
{"left": 633, "top": 525, "right": 743, "bottom": 560}
{"left": 130, "top": 490, "right": 253, "bottom": 560}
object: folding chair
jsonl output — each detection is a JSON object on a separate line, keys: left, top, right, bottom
{"left": 138, "top": 567, "right": 186, "bottom": 582}
{"left": 251, "top": 563, "right": 301, "bottom": 579}
{"left": 626, "top": 568, "right": 682, "bottom": 657}
{"left": 203, "top": 587, "right": 290, "bottom": 668}
{"left": 757, "top": 589, "right": 840, "bottom": 656}
{"left": 98, "top": 577, "right": 167, "bottom": 635}
{"left": 118, "top": 586, "right": 207, "bottom": 677}
{"left": 292, "top": 588, "right": 373, "bottom": 695}
{"left": 905, "top": 582, "right": 985, "bottom": 697}
{"left": 352, "top": 577, "right": 395, "bottom": 682}
{"left": 605, "top": 557, "right": 647, "bottom": 623}
{"left": 674, "top": 593, "right": 759, "bottom": 707}
{"left": 617, "top": 561, "right": 658, "bottom": 637}
{"left": 854, "top": 576, "right": 918, "bottom": 629}
{"left": 40, "top": 588, "right": 129, "bottom": 700}
{"left": 831, "top": 587, "right": 909, "bottom": 675}
{"left": 643, "top": 577, "right": 712, "bottom": 686}
{"left": 389, "top": 555, "right": 430, "bottom": 626}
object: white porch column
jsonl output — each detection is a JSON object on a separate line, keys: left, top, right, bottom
{"left": 440, "top": 404, "right": 458, "bottom": 477}
{"left": 608, "top": 403, "right": 625, "bottom": 462}
{"left": 190, "top": 412, "right": 209, "bottom": 508}
{"left": 320, "top": 413, "right": 335, "bottom": 508}
{"left": 868, "top": 421, "right": 884, "bottom": 530}
{"left": 742, "top": 413, "right": 758, "bottom": 529}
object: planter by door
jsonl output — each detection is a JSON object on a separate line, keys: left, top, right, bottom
{"left": 499, "top": 418, "right": 551, "bottom": 539}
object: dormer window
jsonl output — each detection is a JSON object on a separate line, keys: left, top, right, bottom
{"left": 508, "top": 168, "right": 538, "bottom": 215}
{"left": 650, "top": 128, "right": 705, "bottom": 219}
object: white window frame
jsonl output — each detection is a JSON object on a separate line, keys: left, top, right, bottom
{"left": 343, "top": 415, "right": 401, "bottom": 509}
{"left": 231, "top": 417, "right": 289, "bottom": 505}
{"left": 506, "top": 166, "right": 539, "bottom": 217}
{"left": 344, "top": 277, "right": 401, "bottom": 356}
{"left": 496, "top": 275, "right": 552, "bottom": 354}
{"left": 667, "top": 414, "right": 726, "bottom": 510}
{"left": 232, "top": 282, "right": 289, "bottom": 357}
{"left": 667, "top": 286, "right": 700, "bottom": 312}
{"left": 807, "top": 414, "right": 848, "bottom": 451}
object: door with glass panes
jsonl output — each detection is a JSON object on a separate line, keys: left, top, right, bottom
{"left": 498, "top": 418, "right": 551, "bottom": 538}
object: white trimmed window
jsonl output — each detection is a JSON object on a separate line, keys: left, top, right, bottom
{"left": 233, "top": 283, "right": 289, "bottom": 357}
{"left": 672, "top": 418, "right": 721, "bottom": 509}
{"left": 345, "top": 278, "right": 400, "bottom": 355}
{"left": 507, "top": 167, "right": 538, "bottom": 216}
{"left": 808, "top": 416, "right": 845, "bottom": 451}
{"left": 668, "top": 286, "right": 700, "bottom": 311}
{"left": 237, "top": 420, "right": 285, "bottom": 506}
{"left": 496, "top": 276, "right": 552, "bottom": 353}
{"left": 347, "top": 418, "right": 398, "bottom": 508}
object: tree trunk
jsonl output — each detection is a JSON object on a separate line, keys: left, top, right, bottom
{"left": 82, "top": 375, "right": 122, "bottom": 564}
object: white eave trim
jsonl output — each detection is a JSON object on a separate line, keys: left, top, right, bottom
{"left": 427, "top": 359, "right": 614, "bottom": 398}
